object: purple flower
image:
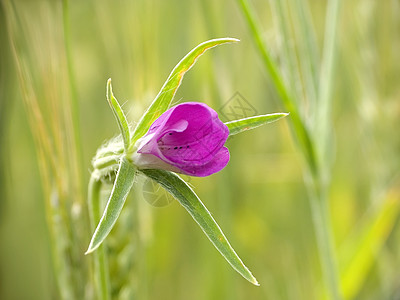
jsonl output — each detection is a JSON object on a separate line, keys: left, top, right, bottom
{"left": 132, "top": 102, "right": 230, "bottom": 177}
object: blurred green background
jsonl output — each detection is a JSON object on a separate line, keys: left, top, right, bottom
{"left": 1, "top": 0, "right": 399, "bottom": 299}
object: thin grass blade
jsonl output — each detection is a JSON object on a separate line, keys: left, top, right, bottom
{"left": 269, "top": 0, "right": 298, "bottom": 95}
{"left": 315, "top": 0, "right": 340, "bottom": 165}
{"left": 131, "top": 38, "right": 239, "bottom": 145}
{"left": 106, "top": 79, "right": 130, "bottom": 152}
{"left": 236, "top": 0, "right": 318, "bottom": 176}
{"left": 86, "top": 157, "right": 136, "bottom": 254}
{"left": 225, "top": 113, "right": 288, "bottom": 136}
{"left": 140, "top": 169, "right": 259, "bottom": 286}
{"left": 339, "top": 187, "right": 400, "bottom": 299}
{"left": 292, "top": 0, "right": 320, "bottom": 105}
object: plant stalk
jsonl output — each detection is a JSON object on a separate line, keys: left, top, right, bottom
{"left": 307, "top": 175, "right": 342, "bottom": 300}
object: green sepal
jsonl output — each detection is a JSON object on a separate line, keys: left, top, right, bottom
{"left": 140, "top": 169, "right": 259, "bottom": 286}
{"left": 130, "top": 38, "right": 239, "bottom": 145}
{"left": 225, "top": 113, "right": 289, "bottom": 136}
{"left": 106, "top": 78, "right": 131, "bottom": 152}
{"left": 86, "top": 157, "right": 136, "bottom": 254}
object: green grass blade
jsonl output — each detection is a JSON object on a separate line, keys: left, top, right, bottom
{"left": 292, "top": 0, "right": 320, "bottom": 106}
{"left": 236, "top": 0, "right": 318, "bottom": 177}
{"left": 236, "top": 0, "right": 295, "bottom": 111}
{"left": 315, "top": 0, "right": 340, "bottom": 166}
{"left": 106, "top": 79, "right": 131, "bottom": 152}
{"left": 130, "top": 38, "right": 239, "bottom": 145}
{"left": 225, "top": 113, "right": 288, "bottom": 136}
{"left": 237, "top": 1, "right": 342, "bottom": 299}
{"left": 86, "top": 157, "right": 136, "bottom": 254}
{"left": 140, "top": 169, "right": 259, "bottom": 286}
{"left": 339, "top": 188, "right": 400, "bottom": 299}
{"left": 269, "top": 0, "right": 298, "bottom": 95}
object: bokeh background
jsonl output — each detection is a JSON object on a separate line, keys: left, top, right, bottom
{"left": 1, "top": 0, "right": 399, "bottom": 299}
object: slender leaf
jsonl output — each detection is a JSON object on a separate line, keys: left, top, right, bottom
{"left": 236, "top": 0, "right": 318, "bottom": 177}
{"left": 339, "top": 188, "right": 400, "bottom": 299}
{"left": 106, "top": 78, "right": 130, "bottom": 151}
{"left": 130, "top": 38, "right": 239, "bottom": 145}
{"left": 140, "top": 169, "right": 259, "bottom": 286}
{"left": 293, "top": 0, "right": 320, "bottom": 105}
{"left": 269, "top": 0, "right": 297, "bottom": 95}
{"left": 225, "top": 113, "right": 288, "bottom": 136}
{"left": 315, "top": 0, "right": 340, "bottom": 165}
{"left": 237, "top": 1, "right": 342, "bottom": 299}
{"left": 86, "top": 157, "right": 136, "bottom": 254}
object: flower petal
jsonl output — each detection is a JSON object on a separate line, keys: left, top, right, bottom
{"left": 134, "top": 102, "right": 230, "bottom": 177}
{"left": 158, "top": 114, "right": 228, "bottom": 165}
{"left": 137, "top": 119, "right": 188, "bottom": 155}
{"left": 176, "top": 147, "right": 230, "bottom": 177}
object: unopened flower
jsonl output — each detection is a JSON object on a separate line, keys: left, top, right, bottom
{"left": 132, "top": 102, "right": 229, "bottom": 177}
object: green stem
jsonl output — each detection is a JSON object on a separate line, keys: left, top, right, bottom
{"left": 306, "top": 172, "right": 342, "bottom": 300}
{"left": 92, "top": 154, "right": 121, "bottom": 170}
{"left": 313, "top": 1, "right": 342, "bottom": 298}
{"left": 88, "top": 175, "right": 111, "bottom": 300}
